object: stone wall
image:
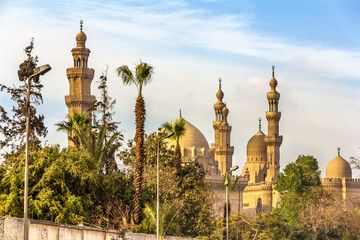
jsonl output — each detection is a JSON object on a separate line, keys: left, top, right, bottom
{"left": 0, "top": 217, "right": 198, "bottom": 240}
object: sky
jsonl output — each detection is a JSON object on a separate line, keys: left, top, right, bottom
{"left": 0, "top": 0, "right": 359, "bottom": 177}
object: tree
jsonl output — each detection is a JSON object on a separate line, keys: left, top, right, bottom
{"left": 117, "top": 60, "right": 153, "bottom": 224}
{"left": 0, "top": 145, "right": 134, "bottom": 226}
{"left": 0, "top": 38, "right": 47, "bottom": 152}
{"left": 121, "top": 131, "right": 215, "bottom": 238}
{"left": 274, "top": 155, "right": 321, "bottom": 195}
{"left": 92, "top": 66, "right": 123, "bottom": 173}
{"left": 56, "top": 111, "right": 92, "bottom": 148}
{"left": 162, "top": 118, "right": 186, "bottom": 172}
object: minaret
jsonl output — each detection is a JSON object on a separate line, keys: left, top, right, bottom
{"left": 211, "top": 78, "right": 234, "bottom": 175}
{"left": 65, "top": 20, "right": 95, "bottom": 146}
{"left": 65, "top": 20, "right": 95, "bottom": 118}
{"left": 264, "top": 66, "right": 283, "bottom": 182}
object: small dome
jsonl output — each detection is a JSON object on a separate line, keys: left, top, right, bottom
{"left": 76, "top": 30, "right": 87, "bottom": 42}
{"left": 168, "top": 117, "right": 210, "bottom": 150}
{"left": 214, "top": 101, "right": 225, "bottom": 110}
{"left": 269, "top": 77, "right": 277, "bottom": 89}
{"left": 326, "top": 154, "right": 352, "bottom": 179}
{"left": 247, "top": 130, "right": 267, "bottom": 161}
{"left": 222, "top": 105, "right": 229, "bottom": 115}
{"left": 216, "top": 89, "right": 224, "bottom": 101}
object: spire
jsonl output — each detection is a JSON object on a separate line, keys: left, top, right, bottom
{"left": 179, "top": 109, "right": 182, "bottom": 118}
{"left": 80, "top": 20, "right": 83, "bottom": 31}
{"left": 337, "top": 147, "right": 341, "bottom": 156}
{"left": 272, "top": 65, "right": 275, "bottom": 78}
{"left": 258, "top": 118, "right": 262, "bottom": 130}
{"left": 219, "top": 78, "right": 222, "bottom": 89}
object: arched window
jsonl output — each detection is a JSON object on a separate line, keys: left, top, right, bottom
{"left": 77, "top": 58, "right": 81, "bottom": 67}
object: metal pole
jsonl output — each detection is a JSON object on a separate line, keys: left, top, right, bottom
{"left": 24, "top": 77, "right": 31, "bottom": 240}
{"left": 156, "top": 140, "right": 160, "bottom": 240}
{"left": 226, "top": 176, "right": 229, "bottom": 240}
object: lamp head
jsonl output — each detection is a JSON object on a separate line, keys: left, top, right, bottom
{"left": 228, "top": 165, "right": 239, "bottom": 172}
{"left": 34, "top": 64, "right": 51, "bottom": 76}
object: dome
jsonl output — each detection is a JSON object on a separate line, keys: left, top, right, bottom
{"left": 167, "top": 117, "right": 210, "bottom": 150}
{"left": 326, "top": 154, "right": 352, "bottom": 179}
{"left": 269, "top": 77, "right": 277, "bottom": 89}
{"left": 247, "top": 130, "right": 267, "bottom": 162}
{"left": 222, "top": 105, "right": 229, "bottom": 115}
{"left": 216, "top": 89, "right": 224, "bottom": 101}
{"left": 76, "top": 30, "right": 87, "bottom": 42}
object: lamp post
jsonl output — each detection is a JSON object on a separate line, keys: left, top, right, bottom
{"left": 157, "top": 131, "right": 174, "bottom": 240}
{"left": 24, "top": 64, "right": 51, "bottom": 240}
{"left": 225, "top": 165, "right": 239, "bottom": 240}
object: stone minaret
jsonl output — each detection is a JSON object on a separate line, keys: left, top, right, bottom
{"left": 264, "top": 66, "right": 283, "bottom": 182}
{"left": 65, "top": 21, "right": 95, "bottom": 146}
{"left": 211, "top": 79, "right": 234, "bottom": 175}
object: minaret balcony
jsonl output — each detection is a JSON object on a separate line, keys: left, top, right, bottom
{"left": 265, "top": 111, "right": 281, "bottom": 121}
{"left": 66, "top": 67, "right": 94, "bottom": 78}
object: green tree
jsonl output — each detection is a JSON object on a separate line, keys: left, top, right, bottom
{"left": 122, "top": 131, "right": 215, "bottom": 238}
{"left": 162, "top": 118, "right": 186, "bottom": 172}
{"left": 0, "top": 146, "right": 133, "bottom": 226}
{"left": 0, "top": 38, "right": 47, "bottom": 152}
{"left": 117, "top": 60, "right": 154, "bottom": 224}
{"left": 274, "top": 155, "right": 321, "bottom": 195}
{"left": 92, "top": 66, "right": 123, "bottom": 173}
{"left": 56, "top": 111, "right": 92, "bottom": 148}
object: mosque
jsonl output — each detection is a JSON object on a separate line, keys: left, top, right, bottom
{"left": 65, "top": 22, "right": 360, "bottom": 216}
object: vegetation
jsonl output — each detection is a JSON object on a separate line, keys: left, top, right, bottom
{"left": 162, "top": 118, "right": 186, "bottom": 173}
{"left": 117, "top": 60, "right": 153, "bottom": 224}
{"left": 0, "top": 39, "right": 47, "bottom": 152}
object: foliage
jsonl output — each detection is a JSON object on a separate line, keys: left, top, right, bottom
{"left": 274, "top": 155, "right": 321, "bottom": 194}
{"left": 122, "top": 131, "right": 215, "bottom": 237}
{"left": 162, "top": 118, "right": 186, "bottom": 172}
{"left": 0, "top": 146, "right": 133, "bottom": 226}
{"left": 92, "top": 65, "right": 123, "bottom": 173}
{"left": 0, "top": 38, "right": 47, "bottom": 152}
{"left": 56, "top": 111, "right": 92, "bottom": 148}
{"left": 117, "top": 60, "right": 154, "bottom": 224}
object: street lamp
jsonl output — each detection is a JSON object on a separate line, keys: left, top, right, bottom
{"left": 156, "top": 131, "right": 174, "bottom": 240}
{"left": 225, "top": 165, "right": 239, "bottom": 240}
{"left": 24, "top": 64, "right": 51, "bottom": 240}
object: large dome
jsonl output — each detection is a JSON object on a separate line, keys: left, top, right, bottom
{"left": 247, "top": 130, "right": 267, "bottom": 162}
{"left": 326, "top": 154, "right": 352, "bottom": 179}
{"left": 168, "top": 117, "right": 210, "bottom": 150}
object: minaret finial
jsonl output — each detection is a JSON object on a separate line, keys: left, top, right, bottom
{"left": 179, "top": 109, "right": 182, "bottom": 118}
{"left": 337, "top": 147, "right": 341, "bottom": 155}
{"left": 258, "top": 118, "right": 262, "bottom": 130}
{"left": 80, "top": 20, "right": 83, "bottom": 31}
{"left": 218, "top": 78, "right": 222, "bottom": 89}
{"left": 272, "top": 65, "right": 275, "bottom": 78}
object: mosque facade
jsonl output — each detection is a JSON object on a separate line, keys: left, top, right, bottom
{"left": 66, "top": 22, "right": 360, "bottom": 216}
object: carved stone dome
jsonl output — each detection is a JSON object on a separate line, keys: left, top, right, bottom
{"left": 326, "top": 154, "right": 352, "bottom": 179}
{"left": 168, "top": 117, "right": 210, "bottom": 150}
{"left": 247, "top": 130, "right": 267, "bottom": 162}
{"left": 76, "top": 30, "right": 87, "bottom": 42}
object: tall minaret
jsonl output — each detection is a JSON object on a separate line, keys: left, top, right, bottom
{"left": 264, "top": 66, "right": 283, "bottom": 182}
{"left": 65, "top": 20, "right": 95, "bottom": 118}
{"left": 211, "top": 79, "right": 234, "bottom": 175}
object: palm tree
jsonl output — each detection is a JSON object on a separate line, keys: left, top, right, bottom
{"left": 117, "top": 60, "right": 153, "bottom": 224}
{"left": 162, "top": 118, "right": 186, "bottom": 172}
{"left": 56, "top": 112, "right": 92, "bottom": 148}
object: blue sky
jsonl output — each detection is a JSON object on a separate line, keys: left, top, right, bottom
{"left": 0, "top": 0, "right": 359, "bottom": 177}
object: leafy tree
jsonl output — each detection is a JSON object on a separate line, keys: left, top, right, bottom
{"left": 162, "top": 118, "right": 186, "bottom": 173}
{"left": 117, "top": 60, "right": 154, "bottom": 224}
{"left": 0, "top": 146, "right": 133, "bottom": 225}
{"left": 92, "top": 66, "right": 123, "bottom": 173}
{"left": 0, "top": 38, "right": 47, "bottom": 152}
{"left": 122, "top": 131, "right": 215, "bottom": 238}
{"left": 274, "top": 155, "right": 321, "bottom": 194}
{"left": 56, "top": 111, "right": 92, "bottom": 148}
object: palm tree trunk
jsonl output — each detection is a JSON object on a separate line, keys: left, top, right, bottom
{"left": 134, "top": 95, "right": 146, "bottom": 224}
{"left": 174, "top": 144, "right": 182, "bottom": 173}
